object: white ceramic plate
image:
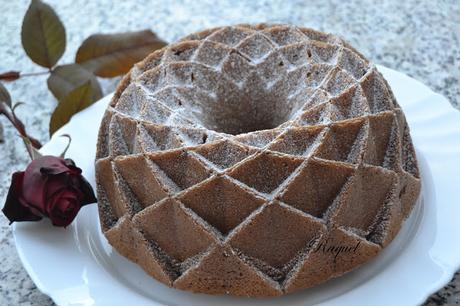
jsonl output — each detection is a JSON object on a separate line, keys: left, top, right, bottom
{"left": 12, "top": 65, "right": 460, "bottom": 306}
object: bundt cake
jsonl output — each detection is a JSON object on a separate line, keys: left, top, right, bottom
{"left": 95, "top": 23, "right": 421, "bottom": 297}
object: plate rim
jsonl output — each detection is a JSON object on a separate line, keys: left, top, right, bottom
{"left": 11, "top": 65, "right": 460, "bottom": 306}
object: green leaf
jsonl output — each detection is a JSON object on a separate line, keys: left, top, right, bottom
{"left": 21, "top": 0, "right": 66, "bottom": 68}
{"left": 47, "top": 64, "right": 102, "bottom": 102}
{"left": 0, "top": 82, "right": 12, "bottom": 108}
{"left": 49, "top": 81, "right": 93, "bottom": 136}
{"left": 75, "top": 30, "right": 167, "bottom": 77}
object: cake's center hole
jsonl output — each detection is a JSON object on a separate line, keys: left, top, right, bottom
{"left": 203, "top": 92, "right": 292, "bottom": 135}
{"left": 190, "top": 71, "right": 304, "bottom": 135}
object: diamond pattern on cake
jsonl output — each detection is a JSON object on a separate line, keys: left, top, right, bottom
{"left": 96, "top": 110, "right": 113, "bottom": 159}
{"left": 279, "top": 42, "right": 311, "bottom": 67}
{"left": 399, "top": 171, "right": 421, "bottom": 218}
{"left": 331, "top": 165, "right": 398, "bottom": 234}
{"left": 175, "top": 127, "right": 224, "bottom": 146}
{"left": 162, "top": 40, "right": 200, "bottom": 63}
{"left": 322, "top": 68, "right": 356, "bottom": 96}
{"left": 308, "top": 41, "right": 340, "bottom": 64}
{"left": 132, "top": 49, "right": 165, "bottom": 79}
{"left": 263, "top": 25, "right": 307, "bottom": 46}
{"left": 104, "top": 217, "right": 143, "bottom": 265}
{"left": 113, "top": 155, "right": 169, "bottom": 208}
{"left": 401, "top": 122, "right": 420, "bottom": 178}
{"left": 307, "top": 63, "right": 334, "bottom": 88}
{"left": 137, "top": 123, "right": 183, "bottom": 152}
{"left": 279, "top": 159, "right": 354, "bottom": 218}
{"left": 147, "top": 86, "right": 188, "bottom": 110}
{"left": 255, "top": 51, "right": 288, "bottom": 84}
{"left": 206, "top": 26, "right": 253, "bottom": 47}
{"left": 279, "top": 65, "right": 312, "bottom": 95}
{"left": 315, "top": 118, "right": 367, "bottom": 163}
{"left": 294, "top": 88, "right": 331, "bottom": 113}
{"left": 133, "top": 198, "right": 216, "bottom": 262}
{"left": 363, "top": 112, "right": 398, "bottom": 167}
{"left": 96, "top": 182, "right": 117, "bottom": 231}
{"left": 131, "top": 225, "right": 179, "bottom": 285}
{"left": 114, "top": 84, "right": 147, "bottom": 119}
{"left": 234, "top": 129, "right": 281, "bottom": 148}
{"left": 300, "top": 27, "right": 337, "bottom": 44}
{"left": 221, "top": 50, "right": 254, "bottom": 84}
{"left": 137, "top": 66, "right": 167, "bottom": 93}
{"left": 173, "top": 87, "right": 217, "bottom": 116}
{"left": 193, "top": 139, "right": 255, "bottom": 170}
{"left": 229, "top": 203, "right": 326, "bottom": 269}
{"left": 366, "top": 186, "right": 403, "bottom": 247}
{"left": 284, "top": 227, "right": 380, "bottom": 293}
{"left": 194, "top": 40, "right": 232, "bottom": 67}
{"left": 96, "top": 158, "right": 136, "bottom": 218}
{"left": 337, "top": 47, "right": 369, "bottom": 79}
{"left": 267, "top": 126, "right": 326, "bottom": 156}
{"left": 328, "top": 85, "right": 370, "bottom": 120}
{"left": 108, "top": 114, "right": 139, "bottom": 156}
{"left": 236, "top": 33, "right": 275, "bottom": 62}
{"left": 138, "top": 98, "right": 173, "bottom": 124}
{"left": 228, "top": 152, "right": 303, "bottom": 194}
{"left": 96, "top": 23, "right": 421, "bottom": 297}
{"left": 361, "top": 69, "right": 395, "bottom": 113}
{"left": 147, "top": 149, "right": 213, "bottom": 191}
{"left": 179, "top": 176, "right": 265, "bottom": 235}
{"left": 173, "top": 244, "right": 282, "bottom": 296}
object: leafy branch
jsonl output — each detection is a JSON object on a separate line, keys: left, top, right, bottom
{"left": 0, "top": 82, "right": 42, "bottom": 158}
{"left": 0, "top": 0, "right": 166, "bottom": 140}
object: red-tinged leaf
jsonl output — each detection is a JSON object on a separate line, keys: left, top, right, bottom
{"left": 49, "top": 81, "right": 93, "bottom": 136}
{"left": 0, "top": 71, "right": 21, "bottom": 81}
{"left": 0, "top": 96, "right": 43, "bottom": 149}
{"left": 59, "top": 134, "right": 71, "bottom": 158}
{"left": 21, "top": 0, "right": 66, "bottom": 68}
{"left": 0, "top": 122, "right": 4, "bottom": 143}
{"left": 0, "top": 82, "right": 12, "bottom": 108}
{"left": 10, "top": 102, "right": 43, "bottom": 149}
{"left": 21, "top": 136, "right": 43, "bottom": 159}
{"left": 47, "top": 64, "right": 102, "bottom": 102}
{"left": 75, "top": 30, "right": 167, "bottom": 77}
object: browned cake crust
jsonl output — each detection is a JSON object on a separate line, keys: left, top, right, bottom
{"left": 95, "top": 23, "right": 421, "bottom": 297}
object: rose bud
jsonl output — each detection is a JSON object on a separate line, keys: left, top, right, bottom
{"left": 2, "top": 156, "right": 96, "bottom": 227}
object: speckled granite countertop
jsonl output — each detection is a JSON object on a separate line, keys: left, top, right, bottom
{"left": 1, "top": 0, "right": 459, "bottom": 305}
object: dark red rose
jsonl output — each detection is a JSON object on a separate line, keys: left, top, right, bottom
{"left": 2, "top": 156, "right": 96, "bottom": 227}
